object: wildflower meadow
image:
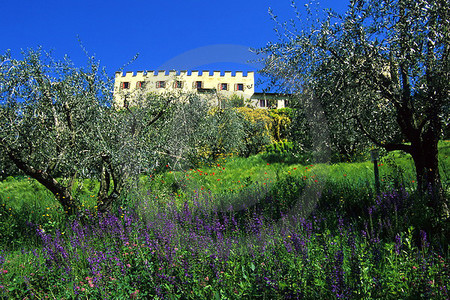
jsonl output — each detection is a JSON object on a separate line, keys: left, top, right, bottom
{"left": 0, "top": 144, "right": 449, "bottom": 299}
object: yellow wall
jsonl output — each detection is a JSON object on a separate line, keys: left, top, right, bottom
{"left": 114, "top": 70, "right": 255, "bottom": 107}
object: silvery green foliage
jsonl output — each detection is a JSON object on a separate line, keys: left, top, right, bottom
{"left": 0, "top": 49, "right": 176, "bottom": 213}
{"left": 0, "top": 49, "right": 108, "bottom": 174}
{"left": 258, "top": 0, "right": 449, "bottom": 198}
{"left": 0, "top": 49, "right": 113, "bottom": 212}
{"left": 133, "top": 92, "right": 245, "bottom": 168}
{"left": 155, "top": 93, "right": 211, "bottom": 167}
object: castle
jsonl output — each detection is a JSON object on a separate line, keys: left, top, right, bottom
{"left": 114, "top": 70, "right": 289, "bottom": 109}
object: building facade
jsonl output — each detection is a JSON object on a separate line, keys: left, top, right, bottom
{"left": 114, "top": 70, "right": 289, "bottom": 109}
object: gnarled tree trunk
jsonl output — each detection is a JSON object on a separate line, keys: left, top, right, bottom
{"left": 6, "top": 148, "right": 79, "bottom": 215}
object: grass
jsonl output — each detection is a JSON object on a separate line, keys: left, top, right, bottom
{"left": 2, "top": 141, "right": 448, "bottom": 210}
{"left": 147, "top": 140, "right": 449, "bottom": 201}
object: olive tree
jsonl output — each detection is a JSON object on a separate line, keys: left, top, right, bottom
{"left": 258, "top": 0, "right": 449, "bottom": 213}
{"left": 149, "top": 92, "right": 212, "bottom": 168}
{"left": 0, "top": 49, "right": 174, "bottom": 214}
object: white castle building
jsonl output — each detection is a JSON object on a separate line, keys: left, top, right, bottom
{"left": 114, "top": 70, "right": 289, "bottom": 109}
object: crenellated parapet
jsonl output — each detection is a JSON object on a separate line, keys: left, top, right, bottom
{"left": 115, "top": 70, "right": 254, "bottom": 79}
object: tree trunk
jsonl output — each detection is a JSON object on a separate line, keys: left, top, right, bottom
{"left": 97, "top": 192, "right": 120, "bottom": 214}
{"left": 411, "top": 142, "right": 440, "bottom": 193}
{"left": 6, "top": 149, "right": 79, "bottom": 215}
{"left": 96, "top": 155, "right": 122, "bottom": 214}
{"left": 411, "top": 135, "right": 448, "bottom": 217}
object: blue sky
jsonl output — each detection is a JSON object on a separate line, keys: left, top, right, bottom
{"left": 1, "top": 0, "right": 349, "bottom": 91}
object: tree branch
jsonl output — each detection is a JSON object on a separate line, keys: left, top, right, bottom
{"left": 145, "top": 97, "right": 174, "bottom": 128}
{"left": 353, "top": 115, "right": 412, "bottom": 153}
{"left": 3, "top": 145, "right": 77, "bottom": 214}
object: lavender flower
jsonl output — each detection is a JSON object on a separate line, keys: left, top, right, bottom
{"left": 331, "top": 250, "right": 347, "bottom": 299}
{"left": 420, "top": 230, "right": 430, "bottom": 250}
{"left": 394, "top": 233, "right": 402, "bottom": 255}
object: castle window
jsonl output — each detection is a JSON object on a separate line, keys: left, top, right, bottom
{"left": 174, "top": 81, "right": 183, "bottom": 89}
{"left": 121, "top": 82, "right": 130, "bottom": 89}
{"left": 259, "top": 99, "right": 266, "bottom": 107}
{"left": 156, "top": 81, "right": 166, "bottom": 88}
{"left": 236, "top": 83, "right": 244, "bottom": 91}
{"left": 220, "top": 83, "right": 228, "bottom": 91}
{"left": 195, "top": 81, "right": 202, "bottom": 89}
{"left": 136, "top": 81, "right": 145, "bottom": 88}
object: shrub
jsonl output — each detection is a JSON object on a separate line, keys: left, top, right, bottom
{"left": 262, "top": 140, "right": 309, "bottom": 164}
